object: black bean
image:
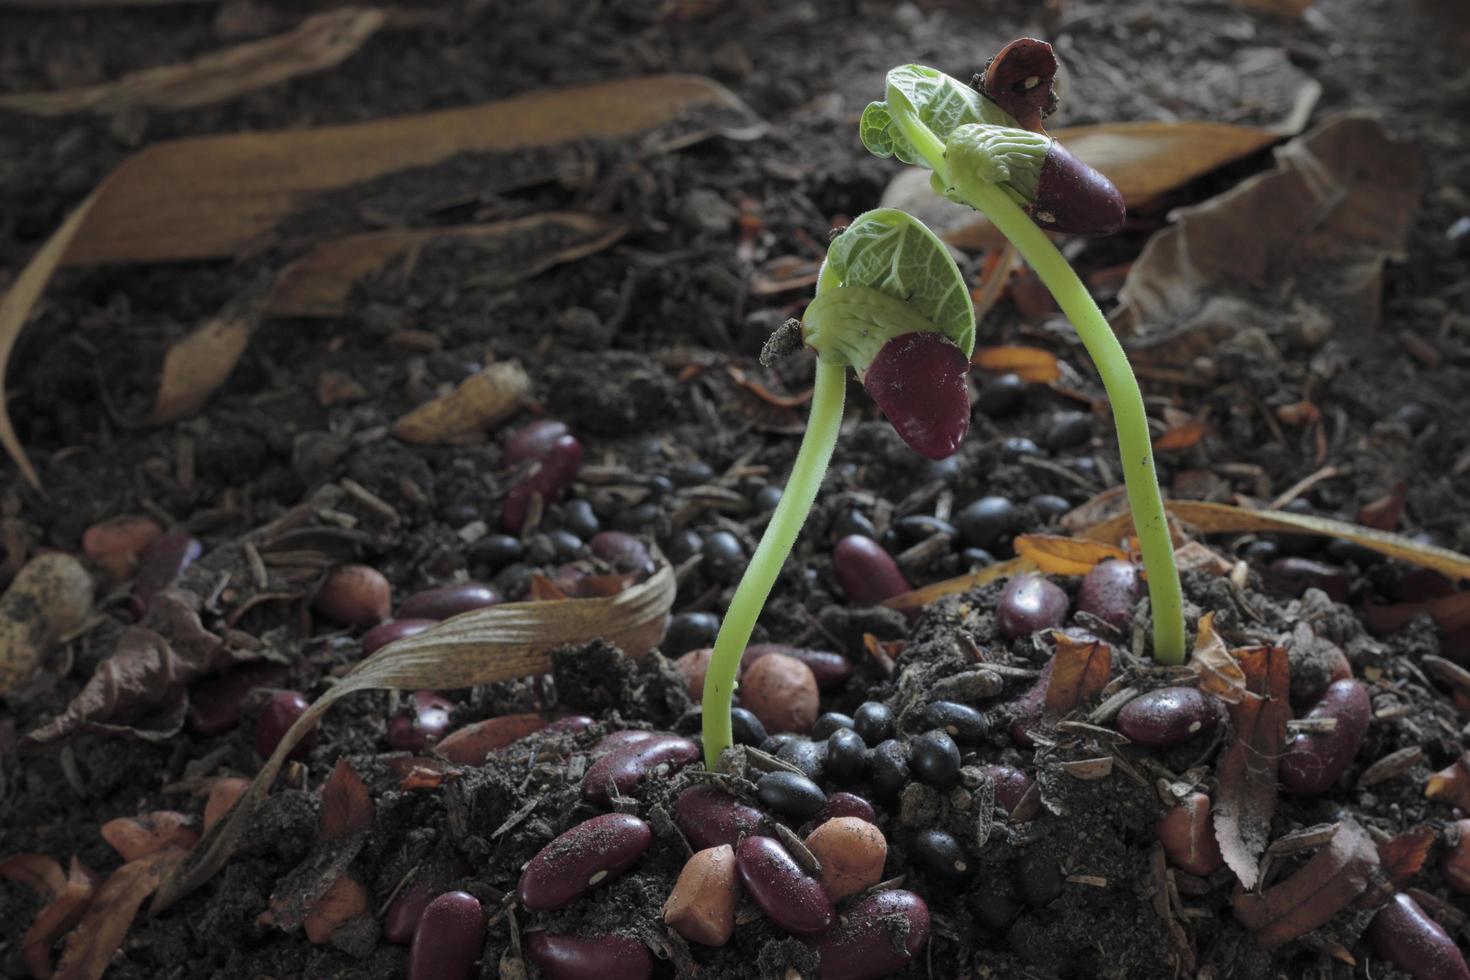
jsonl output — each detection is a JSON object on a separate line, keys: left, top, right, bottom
{"left": 731, "top": 707, "right": 768, "bottom": 746}
{"left": 974, "top": 373, "right": 1027, "bottom": 418}
{"left": 1015, "top": 847, "right": 1063, "bottom": 906}
{"left": 961, "top": 547, "right": 995, "bottom": 569}
{"left": 664, "top": 611, "right": 721, "bottom": 656}
{"left": 957, "top": 495, "right": 1020, "bottom": 550}
{"left": 885, "top": 515, "right": 958, "bottom": 550}
{"left": 825, "top": 729, "right": 869, "bottom": 785}
{"left": 1028, "top": 494, "right": 1070, "bottom": 522}
{"left": 909, "top": 730, "right": 961, "bottom": 788}
{"left": 756, "top": 771, "right": 827, "bottom": 821}
{"left": 922, "top": 701, "right": 988, "bottom": 745}
{"left": 1274, "top": 498, "right": 1324, "bottom": 556}
{"left": 671, "top": 461, "right": 716, "bottom": 486}
{"left": 831, "top": 510, "right": 878, "bottom": 542}
{"left": 776, "top": 737, "right": 826, "bottom": 782}
{"left": 546, "top": 530, "right": 584, "bottom": 560}
{"left": 1390, "top": 402, "right": 1433, "bottom": 434}
{"left": 810, "top": 712, "right": 855, "bottom": 740}
{"left": 968, "top": 877, "right": 1023, "bottom": 931}
{"left": 870, "top": 739, "right": 910, "bottom": 799}
{"left": 760, "top": 733, "right": 800, "bottom": 755}
{"left": 1001, "top": 436, "right": 1042, "bottom": 457}
{"left": 663, "top": 528, "right": 703, "bottom": 563}
{"left": 1240, "top": 539, "right": 1278, "bottom": 564}
{"left": 440, "top": 502, "right": 479, "bottom": 526}
{"left": 611, "top": 501, "right": 661, "bottom": 532}
{"left": 1324, "top": 538, "right": 1383, "bottom": 567}
{"left": 853, "top": 702, "right": 895, "bottom": 747}
{"left": 701, "top": 531, "right": 746, "bottom": 582}
{"left": 1045, "top": 412, "right": 1092, "bottom": 451}
{"left": 561, "top": 498, "right": 600, "bottom": 539}
{"left": 643, "top": 475, "right": 675, "bottom": 498}
{"left": 1265, "top": 557, "right": 1349, "bottom": 602}
{"left": 470, "top": 534, "right": 523, "bottom": 570}
{"left": 911, "top": 829, "right": 974, "bottom": 887}
{"left": 754, "top": 485, "right": 783, "bottom": 511}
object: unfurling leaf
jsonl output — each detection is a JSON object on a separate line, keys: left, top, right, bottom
{"left": 860, "top": 65, "right": 1013, "bottom": 166}
{"left": 1213, "top": 644, "right": 1290, "bottom": 889}
{"left": 1232, "top": 819, "right": 1379, "bottom": 949}
{"left": 1042, "top": 633, "right": 1112, "bottom": 720}
{"left": 1014, "top": 535, "right": 1128, "bottom": 576}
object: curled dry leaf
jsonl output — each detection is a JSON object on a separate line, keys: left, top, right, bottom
{"left": 1153, "top": 418, "right": 1212, "bottom": 452}
{"left": 1377, "top": 826, "right": 1436, "bottom": 888}
{"left": 153, "top": 560, "right": 675, "bottom": 914}
{"left": 1357, "top": 481, "right": 1407, "bottom": 532}
{"left": 1042, "top": 633, "right": 1112, "bottom": 720}
{"left": 1213, "top": 644, "right": 1290, "bottom": 889}
{"left": 303, "top": 875, "right": 369, "bottom": 945}
{"left": 203, "top": 778, "right": 250, "bottom": 835}
{"left": 1426, "top": 751, "right": 1470, "bottom": 811}
{"left": 5, "top": 856, "right": 100, "bottom": 980}
{"left": 269, "top": 214, "right": 627, "bottom": 318}
{"left": 1189, "top": 611, "right": 1248, "bottom": 704}
{"left": 100, "top": 812, "right": 198, "bottom": 861}
{"left": 391, "top": 362, "right": 531, "bottom": 445}
{"left": 149, "top": 278, "right": 269, "bottom": 425}
{"left": 320, "top": 759, "right": 373, "bottom": 842}
{"left": 881, "top": 556, "right": 1036, "bottom": 613}
{"left": 52, "top": 847, "right": 187, "bottom": 980}
{"left": 971, "top": 345, "right": 1060, "bottom": 382}
{"left": 0, "top": 75, "right": 761, "bottom": 489}
{"left": 0, "top": 8, "right": 386, "bottom": 116}
{"left": 0, "top": 852, "right": 67, "bottom": 898}
{"left": 0, "top": 552, "right": 95, "bottom": 696}
{"left": 1014, "top": 534, "right": 1129, "bottom": 576}
{"left": 1232, "top": 819, "right": 1378, "bottom": 949}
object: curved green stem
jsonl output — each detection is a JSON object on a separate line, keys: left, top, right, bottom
{"left": 701, "top": 358, "right": 847, "bottom": 768}
{"left": 891, "top": 111, "right": 1187, "bottom": 665}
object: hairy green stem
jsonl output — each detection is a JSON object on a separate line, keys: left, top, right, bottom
{"left": 701, "top": 357, "right": 847, "bottom": 768}
{"left": 889, "top": 99, "right": 1187, "bottom": 665}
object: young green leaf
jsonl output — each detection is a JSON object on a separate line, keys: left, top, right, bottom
{"left": 861, "top": 65, "right": 1015, "bottom": 167}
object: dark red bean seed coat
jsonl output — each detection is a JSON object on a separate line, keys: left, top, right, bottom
{"left": 360, "top": 618, "right": 437, "bottom": 657}
{"left": 255, "top": 690, "right": 315, "bottom": 759}
{"left": 1075, "top": 559, "right": 1139, "bottom": 631}
{"left": 505, "top": 419, "right": 570, "bottom": 466}
{"left": 187, "top": 662, "right": 290, "bottom": 735}
{"left": 674, "top": 786, "right": 765, "bottom": 851}
{"left": 383, "top": 883, "right": 434, "bottom": 945}
{"left": 833, "top": 536, "right": 910, "bottom": 606}
{"left": 807, "top": 889, "right": 931, "bottom": 980}
{"left": 397, "top": 583, "right": 501, "bottom": 620}
{"left": 407, "top": 891, "right": 485, "bottom": 980}
{"left": 524, "top": 932, "right": 653, "bottom": 980}
{"left": 1115, "top": 687, "right": 1219, "bottom": 747}
{"left": 862, "top": 331, "right": 971, "bottom": 461}
{"left": 518, "top": 813, "right": 652, "bottom": 911}
{"left": 1279, "top": 679, "right": 1371, "bottom": 795}
{"left": 387, "top": 691, "right": 455, "bottom": 751}
{"left": 1367, "top": 893, "right": 1470, "bottom": 980}
{"left": 581, "top": 733, "right": 699, "bottom": 805}
{"left": 997, "top": 574, "right": 1070, "bottom": 640}
{"left": 979, "top": 764, "right": 1034, "bottom": 816}
{"left": 502, "top": 434, "right": 583, "bottom": 533}
{"left": 736, "top": 836, "right": 834, "bottom": 936}
{"left": 134, "top": 532, "right": 203, "bottom": 609}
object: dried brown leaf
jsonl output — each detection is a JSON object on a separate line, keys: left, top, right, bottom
{"left": 880, "top": 557, "right": 1036, "bottom": 612}
{"left": 202, "top": 778, "right": 249, "bottom": 835}
{"left": 1189, "top": 612, "right": 1248, "bottom": 703}
{"left": 386, "top": 756, "right": 463, "bottom": 790}
{"left": 153, "top": 560, "right": 675, "bottom": 913}
{"left": 0, "top": 552, "right": 95, "bottom": 695}
{"left": 1377, "top": 825, "right": 1435, "bottom": 888}
{"left": 1214, "top": 644, "right": 1290, "bottom": 889}
{"left": 1357, "top": 481, "right": 1407, "bottom": 532}
{"left": 0, "top": 853, "right": 67, "bottom": 899}
{"left": 1426, "top": 751, "right": 1470, "bottom": 811}
{"left": 99, "top": 812, "right": 198, "bottom": 861}
{"left": 1232, "top": 819, "right": 1377, "bottom": 948}
{"left": 0, "top": 9, "right": 385, "bottom": 116}
{"left": 302, "top": 875, "right": 368, "bottom": 945}
{"left": 149, "top": 282, "right": 267, "bottom": 424}
{"left": 22, "top": 857, "right": 98, "bottom": 980}
{"left": 319, "top": 759, "right": 372, "bottom": 842}
{"left": 1014, "top": 534, "right": 1128, "bottom": 576}
{"left": 1042, "top": 634, "right": 1112, "bottom": 721}
{"left": 1153, "top": 418, "right": 1212, "bottom": 451}
{"left": 1363, "top": 592, "right": 1470, "bottom": 636}
{"left": 390, "top": 362, "right": 530, "bottom": 445}
{"left": 971, "top": 345, "right": 1060, "bottom": 382}
{"left": 53, "top": 847, "right": 186, "bottom": 980}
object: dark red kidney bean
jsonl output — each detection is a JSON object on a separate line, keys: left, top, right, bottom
{"left": 978, "top": 764, "right": 1033, "bottom": 815}
{"left": 361, "top": 618, "right": 437, "bottom": 657}
{"left": 504, "top": 418, "right": 570, "bottom": 466}
{"left": 1115, "top": 687, "right": 1219, "bottom": 747}
{"left": 517, "top": 813, "right": 652, "bottom": 911}
{"left": 1156, "top": 792, "right": 1222, "bottom": 877}
{"left": 582, "top": 733, "right": 699, "bottom": 805}
{"left": 807, "top": 889, "right": 930, "bottom": 980}
{"left": 408, "top": 891, "right": 485, "bottom": 980}
{"left": 923, "top": 701, "right": 989, "bottom": 744}
{"left": 833, "top": 535, "right": 910, "bottom": 605}
{"left": 134, "top": 532, "right": 203, "bottom": 609}
{"left": 1367, "top": 893, "right": 1470, "bottom": 980}
{"left": 803, "top": 792, "right": 878, "bottom": 834}
{"left": 981, "top": 37, "right": 1057, "bottom": 132}
{"left": 315, "top": 564, "right": 392, "bottom": 628}
{"left": 387, "top": 691, "right": 455, "bottom": 752}
{"left": 911, "top": 828, "right": 974, "bottom": 887}
{"left": 1029, "top": 139, "right": 1126, "bottom": 237}
{"left": 255, "top": 690, "right": 315, "bottom": 759}
{"left": 863, "top": 331, "right": 971, "bottom": 460}
{"left": 743, "top": 643, "right": 853, "bottom": 690}
{"left": 397, "top": 583, "right": 500, "bottom": 620}
{"left": 545, "top": 714, "right": 596, "bottom": 735}
{"left": 1280, "top": 678, "right": 1371, "bottom": 795}
{"left": 1265, "top": 557, "right": 1350, "bottom": 602}
{"left": 674, "top": 786, "right": 765, "bottom": 850}
{"left": 188, "top": 662, "right": 290, "bottom": 736}
{"left": 1076, "top": 560, "right": 1139, "bottom": 632}
{"left": 591, "top": 730, "right": 657, "bottom": 753}
{"left": 997, "top": 575, "right": 1070, "bottom": 640}
{"left": 503, "top": 434, "right": 583, "bottom": 533}
{"left": 384, "top": 883, "right": 434, "bottom": 945}
{"left": 524, "top": 932, "right": 653, "bottom": 980}
{"left": 588, "top": 532, "right": 654, "bottom": 576}
{"left": 735, "top": 836, "right": 834, "bottom": 936}
{"left": 756, "top": 771, "right": 827, "bottom": 821}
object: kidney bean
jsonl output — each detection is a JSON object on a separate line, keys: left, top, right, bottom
{"left": 1265, "top": 557, "right": 1350, "bottom": 602}
{"left": 503, "top": 434, "right": 583, "bottom": 534}
{"left": 1367, "top": 893, "right": 1470, "bottom": 980}
{"left": 188, "top": 662, "right": 291, "bottom": 736}
{"left": 740, "top": 652, "right": 818, "bottom": 735}
{"left": 504, "top": 419, "right": 570, "bottom": 466}
{"left": 387, "top": 691, "right": 454, "bottom": 751}
{"left": 134, "top": 531, "right": 203, "bottom": 610}
{"left": 674, "top": 786, "right": 765, "bottom": 850}
{"left": 1156, "top": 792, "right": 1222, "bottom": 876}
{"left": 255, "top": 690, "right": 314, "bottom": 759}
{"left": 744, "top": 643, "right": 853, "bottom": 690}
{"left": 736, "top": 836, "right": 834, "bottom": 935}
{"left": 314, "top": 564, "right": 391, "bottom": 628}
{"left": 524, "top": 932, "right": 653, "bottom": 980}
{"left": 911, "top": 828, "right": 973, "bottom": 887}
{"left": 910, "top": 730, "right": 961, "bottom": 788}
{"left": 662, "top": 845, "right": 739, "bottom": 946}
{"left": 852, "top": 701, "right": 895, "bottom": 746}
{"left": 591, "top": 729, "right": 657, "bottom": 753}
{"left": 1076, "top": 559, "right": 1139, "bottom": 631}
{"left": 544, "top": 714, "right": 596, "bottom": 735}
{"left": 1279, "top": 678, "right": 1371, "bottom": 795}
{"left": 518, "top": 813, "right": 652, "bottom": 911}
{"left": 397, "top": 583, "right": 500, "bottom": 620}
{"left": 589, "top": 531, "right": 654, "bottom": 576}
{"left": 383, "top": 883, "right": 436, "bottom": 945}
{"left": 407, "top": 891, "right": 484, "bottom": 980}
{"left": 756, "top": 771, "right": 827, "bottom": 821}
{"left": 978, "top": 764, "right": 1033, "bottom": 817}
{"left": 813, "top": 791, "right": 878, "bottom": 827}
{"left": 806, "top": 889, "right": 930, "bottom": 980}
{"left": 83, "top": 514, "right": 162, "bottom": 581}
{"left": 1115, "top": 687, "right": 1219, "bottom": 747}
{"left": 361, "top": 618, "right": 437, "bottom": 657}
{"left": 997, "top": 575, "right": 1070, "bottom": 640}
{"left": 582, "top": 733, "right": 699, "bottom": 805}
{"left": 923, "top": 701, "right": 989, "bottom": 744}
{"left": 436, "top": 713, "right": 546, "bottom": 764}
{"left": 833, "top": 535, "right": 911, "bottom": 605}
{"left": 806, "top": 816, "right": 886, "bottom": 902}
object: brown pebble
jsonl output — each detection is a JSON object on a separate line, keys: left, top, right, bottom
{"left": 314, "top": 564, "right": 391, "bottom": 628}
{"left": 740, "top": 652, "right": 818, "bottom": 735}
{"left": 662, "top": 845, "right": 740, "bottom": 946}
{"left": 804, "top": 817, "right": 887, "bottom": 902}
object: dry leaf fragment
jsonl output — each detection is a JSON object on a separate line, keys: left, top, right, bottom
{"left": 0, "top": 853, "right": 67, "bottom": 898}
{"left": 0, "top": 552, "right": 95, "bottom": 695}
{"left": 1042, "top": 633, "right": 1112, "bottom": 720}
{"left": 1213, "top": 644, "right": 1290, "bottom": 889}
{"left": 149, "top": 281, "right": 267, "bottom": 424}
{"left": 1357, "top": 481, "right": 1407, "bottom": 531}
{"left": 0, "top": 9, "right": 386, "bottom": 116}
{"left": 1153, "top": 418, "right": 1212, "bottom": 451}
{"left": 1377, "top": 826, "right": 1436, "bottom": 888}
{"left": 880, "top": 556, "right": 1036, "bottom": 612}
{"left": 1363, "top": 592, "right": 1470, "bottom": 636}
{"left": 302, "top": 874, "right": 369, "bottom": 945}
{"left": 1014, "top": 534, "right": 1129, "bottom": 576}
{"left": 391, "top": 362, "right": 531, "bottom": 445}
{"left": 1232, "top": 819, "right": 1378, "bottom": 949}
{"left": 319, "top": 759, "right": 373, "bottom": 842}
{"left": 971, "top": 345, "right": 1061, "bottom": 382}
{"left": 52, "top": 847, "right": 186, "bottom": 980}
{"left": 202, "top": 778, "right": 250, "bottom": 835}
{"left": 1426, "top": 752, "right": 1470, "bottom": 811}
{"left": 18, "top": 857, "right": 99, "bottom": 980}
{"left": 1189, "top": 612, "right": 1248, "bottom": 704}
{"left": 99, "top": 812, "right": 198, "bottom": 861}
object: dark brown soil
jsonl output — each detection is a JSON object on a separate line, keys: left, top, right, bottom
{"left": 2, "top": 0, "right": 1470, "bottom": 978}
